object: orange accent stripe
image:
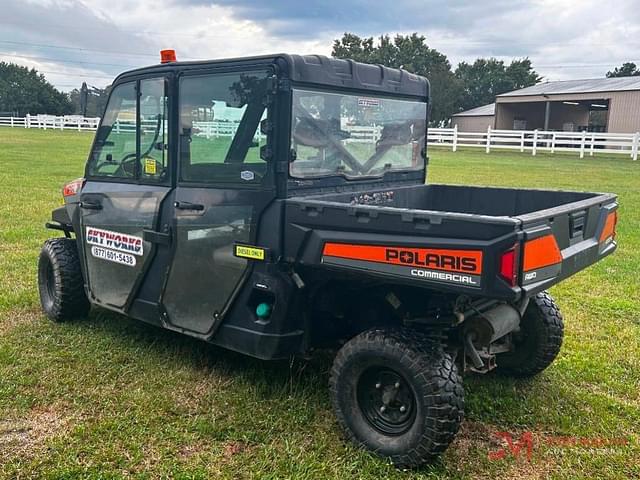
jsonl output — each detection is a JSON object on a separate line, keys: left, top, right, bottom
{"left": 322, "top": 243, "right": 483, "bottom": 275}
{"left": 523, "top": 235, "right": 562, "bottom": 272}
{"left": 599, "top": 211, "right": 617, "bottom": 242}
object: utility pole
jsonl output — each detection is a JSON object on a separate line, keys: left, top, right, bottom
{"left": 80, "top": 82, "right": 89, "bottom": 117}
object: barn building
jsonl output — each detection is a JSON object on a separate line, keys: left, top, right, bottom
{"left": 451, "top": 77, "right": 640, "bottom": 134}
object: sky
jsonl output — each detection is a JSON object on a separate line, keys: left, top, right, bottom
{"left": 1, "top": 0, "right": 639, "bottom": 92}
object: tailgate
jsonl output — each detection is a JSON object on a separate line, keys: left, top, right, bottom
{"left": 517, "top": 192, "right": 618, "bottom": 294}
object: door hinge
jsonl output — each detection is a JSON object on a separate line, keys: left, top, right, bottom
{"left": 143, "top": 227, "right": 171, "bottom": 246}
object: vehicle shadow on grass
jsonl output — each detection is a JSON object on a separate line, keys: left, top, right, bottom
{"left": 83, "top": 307, "right": 333, "bottom": 400}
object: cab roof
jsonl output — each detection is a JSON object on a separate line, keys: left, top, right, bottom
{"left": 113, "top": 53, "right": 429, "bottom": 99}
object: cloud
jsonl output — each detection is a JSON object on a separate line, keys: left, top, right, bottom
{"left": 177, "top": 0, "right": 530, "bottom": 37}
{"left": 1, "top": 0, "right": 639, "bottom": 91}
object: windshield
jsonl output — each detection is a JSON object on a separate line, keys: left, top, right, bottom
{"left": 290, "top": 89, "right": 427, "bottom": 179}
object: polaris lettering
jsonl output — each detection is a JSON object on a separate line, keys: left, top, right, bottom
{"left": 86, "top": 227, "right": 144, "bottom": 256}
{"left": 321, "top": 243, "right": 483, "bottom": 275}
{"left": 385, "top": 248, "right": 478, "bottom": 273}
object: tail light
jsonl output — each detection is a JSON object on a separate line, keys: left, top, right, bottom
{"left": 499, "top": 244, "right": 520, "bottom": 287}
{"left": 62, "top": 178, "right": 85, "bottom": 197}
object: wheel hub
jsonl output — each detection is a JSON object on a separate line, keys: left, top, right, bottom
{"left": 357, "top": 367, "right": 416, "bottom": 435}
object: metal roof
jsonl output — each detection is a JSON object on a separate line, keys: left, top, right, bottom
{"left": 498, "top": 76, "right": 640, "bottom": 97}
{"left": 452, "top": 103, "right": 495, "bottom": 117}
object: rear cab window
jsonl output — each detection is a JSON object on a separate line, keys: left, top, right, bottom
{"left": 290, "top": 89, "right": 427, "bottom": 180}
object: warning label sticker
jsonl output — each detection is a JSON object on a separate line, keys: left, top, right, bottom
{"left": 86, "top": 227, "right": 144, "bottom": 256}
{"left": 144, "top": 158, "right": 157, "bottom": 175}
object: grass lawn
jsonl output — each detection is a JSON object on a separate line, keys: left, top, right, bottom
{"left": 0, "top": 127, "right": 639, "bottom": 479}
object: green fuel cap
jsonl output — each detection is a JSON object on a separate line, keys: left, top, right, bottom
{"left": 256, "top": 302, "right": 272, "bottom": 319}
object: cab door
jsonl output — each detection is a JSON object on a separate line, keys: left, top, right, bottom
{"left": 160, "top": 68, "right": 276, "bottom": 334}
{"left": 79, "top": 76, "right": 172, "bottom": 310}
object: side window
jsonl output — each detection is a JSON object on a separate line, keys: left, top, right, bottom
{"left": 87, "top": 83, "right": 137, "bottom": 178}
{"left": 87, "top": 78, "right": 168, "bottom": 181}
{"left": 179, "top": 71, "right": 269, "bottom": 184}
{"left": 139, "top": 78, "right": 168, "bottom": 181}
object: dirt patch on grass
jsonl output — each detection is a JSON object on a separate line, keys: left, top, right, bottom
{"left": 0, "top": 404, "right": 73, "bottom": 462}
{"left": 0, "top": 309, "right": 41, "bottom": 336}
{"left": 447, "top": 420, "right": 502, "bottom": 461}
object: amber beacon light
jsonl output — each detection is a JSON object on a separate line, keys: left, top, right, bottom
{"left": 160, "top": 49, "right": 177, "bottom": 63}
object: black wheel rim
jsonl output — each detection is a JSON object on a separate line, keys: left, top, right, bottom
{"left": 356, "top": 366, "right": 417, "bottom": 436}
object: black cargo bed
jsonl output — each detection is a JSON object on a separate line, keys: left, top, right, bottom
{"left": 283, "top": 183, "right": 617, "bottom": 301}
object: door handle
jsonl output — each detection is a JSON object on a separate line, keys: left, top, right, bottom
{"left": 80, "top": 201, "right": 102, "bottom": 210}
{"left": 174, "top": 201, "right": 204, "bottom": 211}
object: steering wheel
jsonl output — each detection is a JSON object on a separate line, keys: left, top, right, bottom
{"left": 115, "top": 154, "right": 138, "bottom": 177}
{"left": 93, "top": 151, "right": 137, "bottom": 177}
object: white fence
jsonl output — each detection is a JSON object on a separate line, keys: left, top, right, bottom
{"left": 1, "top": 115, "right": 638, "bottom": 160}
{"left": 429, "top": 126, "right": 639, "bottom": 160}
{"left": 0, "top": 115, "right": 100, "bottom": 131}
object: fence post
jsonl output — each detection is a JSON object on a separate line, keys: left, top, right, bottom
{"left": 632, "top": 132, "right": 639, "bottom": 161}
{"left": 26, "top": 114, "right": 30, "bottom": 129}
{"left": 520, "top": 131, "right": 525, "bottom": 152}
{"left": 532, "top": 129, "right": 538, "bottom": 156}
{"left": 551, "top": 132, "right": 556, "bottom": 153}
{"left": 485, "top": 126, "right": 492, "bottom": 154}
{"left": 580, "top": 130, "right": 586, "bottom": 159}
{"left": 452, "top": 124, "right": 458, "bottom": 152}
{"left": 590, "top": 133, "right": 595, "bottom": 156}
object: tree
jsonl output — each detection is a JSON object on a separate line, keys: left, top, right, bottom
{"left": 454, "top": 58, "right": 541, "bottom": 112}
{"left": 0, "top": 62, "right": 73, "bottom": 116}
{"left": 606, "top": 62, "right": 640, "bottom": 77}
{"left": 332, "top": 33, "right": 461, "bottom": 126}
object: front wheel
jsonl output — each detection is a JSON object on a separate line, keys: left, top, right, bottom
{"left": 38, "top": 238, "right": 90, "bottom": 322}
{"left": 329, "top": 328, "right": 464, "bottom": 468}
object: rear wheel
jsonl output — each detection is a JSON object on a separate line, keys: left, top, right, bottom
{"left": 329, "top": 328, "right": 464, "bottom": 468}
{"left": 38, "top": 238, "right": 90, "bottom": 322}
{"left": 497, "top": 291, "right": 564, "bottom": 376}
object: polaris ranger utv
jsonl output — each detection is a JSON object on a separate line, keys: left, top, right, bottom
{"left": 38, "top": 52, "right": 618, "bottom": 467}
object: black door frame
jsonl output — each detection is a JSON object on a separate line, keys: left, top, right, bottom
{"left": 79, "top": 72, "right": 177, "bottom": 313}
{"left": 157, "top": 64, "right": 279, "bottom": 336}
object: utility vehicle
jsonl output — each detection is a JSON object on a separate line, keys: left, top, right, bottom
{"left": 38, "top": 52, "right": 618, "bottom": 467}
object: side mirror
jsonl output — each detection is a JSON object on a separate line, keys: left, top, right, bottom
{"left": 260, "top": 119, "right": 272, "bottom": 135}
{"left": 260, "top": 145, "right": 273, "bottom": 161}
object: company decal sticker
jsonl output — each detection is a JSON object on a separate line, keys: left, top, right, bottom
{"left": 357, "top": 97, "right": 380, "bottom": 107}
{"left": 91, "top": 246, "right": 136, "bottom": 267}
{"left": 240, "top": 170, "right": 255, "bottom": 181}
{"left": 86, "top": 227, "right": 144, "bottom": 256}
{"left": 322, "top": 243, "right": 483, "bottom": 288}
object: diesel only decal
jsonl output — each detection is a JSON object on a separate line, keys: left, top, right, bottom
{"left": 322, "top": 243, "right": 483, "bottom": 288}
{"left": 234, "top": 244, "right": 267, "bottom": 261}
